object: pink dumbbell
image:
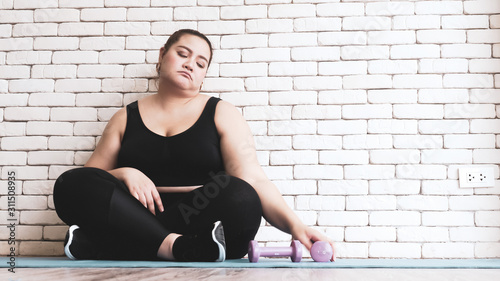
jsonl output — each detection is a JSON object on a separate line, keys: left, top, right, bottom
{"left": 248, "top": 240, "right": 302, "bottom": 262}
{"left": 310, "top": 241, "right": 334, "bottom": 262}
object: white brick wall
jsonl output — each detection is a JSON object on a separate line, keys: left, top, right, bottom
{"left": 1, "top": 0, "right": 499, "bottom": 259}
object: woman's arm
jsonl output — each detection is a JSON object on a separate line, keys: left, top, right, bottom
{"left": 215, "top": 101, "right": 334, "bottom": 259}
{"left": 84, "top": 107, "right": 164, "bottom": 215}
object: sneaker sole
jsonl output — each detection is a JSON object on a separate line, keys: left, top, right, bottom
{"left": 211, "top": 221, "right": 226, "bottom": 262}
{"left": 64, "top": 225, "right": 79, "bottom": 260}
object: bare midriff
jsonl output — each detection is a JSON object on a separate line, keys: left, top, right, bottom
{"left": 156, "top": 185, "right": 203, "bottom": 193}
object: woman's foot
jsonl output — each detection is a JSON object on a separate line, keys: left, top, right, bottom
{"left": 64, "top": 225, "right": 100, "bottom": 260}
{"left": 172, "top": 221, "right": 226, "bottom": 262}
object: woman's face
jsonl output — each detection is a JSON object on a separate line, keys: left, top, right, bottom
{"left": 158, "top": 34, "right": 211, "bottom": 93}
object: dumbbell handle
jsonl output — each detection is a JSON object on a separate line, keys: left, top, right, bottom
{"left": 259, "top": 247, "right": 294, "bottom": 257}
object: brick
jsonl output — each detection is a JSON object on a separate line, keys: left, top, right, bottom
{"left": 343, "top": 135, "right": 392, "bottom": 150}
{"left": 294, "top": 18, "right": 341, "bottom": 32}
{"left": 421, "top": 180, "right": 472, "bottom": 195}
{"left": 33, "top": 65, "right": 78, "bottom": 79}
{"left": 12, "top": 23, "right": 57, "bottom": 37}
{"left": 415, "top": 1, "right": 463, "bottom": 15}
{"left": 269, "top": 33, "right": 317, "bottom": 47}
{"left": 334, "top": 242, "right": 368, "bottom": 258}
{"left": 343, "top": 17, "right": 391, "bottom": 31}
{"left": 0, "top": 38, "right": 32, "bottom": 51}
{"left": 320, "top": 61, "right": 367, "bottom": 76}
{"left": 398, "top": 196, "right": 448, "bottom": 211}
{"left": 423, "top": 211, "right": 475, "bottom": 226}
{"left": 19, "top": 241, "right": 63, "bottom": 256}
{"left": 261, "top": 166, "right": 293, "bottom": 180}
{"left": 398, "top": 227, "right": 449, "bottom": 242}
{"left": 80, "top": 8, "right": 126, "bottom": 21}
{"left": 102, "top": 78, "right": 148, "bottom": 92}
{"left": 0, "top": 10, "right": 33, "bottom": 23}
{"left": 397, "top": 165, "right": 447, "bottom": 180}
{"left": 246, "top": 77, "right": 292, "bottom": 91}
{"left": 442, "top": 44, "right": 491, "bottom": 58}
{"left": 318, "top": 120, "right": 367, "bottom": 135}
{"left": 105, "top": 0, "right": 149, "bottom": 7}
{"left": 151, "top": 0, "right": 196, "bottom": 7}
{"left": 34, "top": 37, "right": 79, "bottom": 50}
{"left": 221, "top": 34, "right": 267, "bottom": 49}
{"left": 99, "top": 51, "right": 145, "bottom": 64}
{"left": 471, "top": 119, "right": 500, "bottom": 134}
{"left": 368, "top": 31, "right": 416, "bottom": 45}
{"left": 320, "top": 150, "right": 369, "bottom": 165}
{"left": 292, "top": 105, "right": 340, "bottom": 119}
{"left": 468, "top": 30, "right": 500, "bottom": 44}
{"left": 53, "top": 51, "right": 99, "bottom": 64}
{"left": 58, "top": 23, "right": 103, "bottom": 36}
{"left": 254, "top": 136, "right": 291, "bottom": 150}
{"left": 345, "top": 227, "right": 396, "bottom": 242}
{"left": 174, "top": 7, "right": 219, "bottom": 20}
{"left": 1, "top": 136, "right": 47, "bottom": 150}
{"left": 268, "top": 120, "right": 316, "bottom": 135}
{"left": 368, "top": 89, "right": 417, "bottom": 103}
{"left": 450, "top": 196, "right": 500, "bottom": 211}
{"left": 366, "top": 2, "right": 414, "bottom": 16}
{"left": 370, "top": 243, "right": 422, "bottom": 258}
{"left": 318, "top": 211, "right": 368, "bottom": 226}
{"left": 368, "top": 119, "right": 417, "bottom": 135}
{"left": 345, "top": 165, "right": 395, "bottom": 180}
{"left": 319, "top": 90, "right": 367, "bottom": 105}
{"left": 391, "top": 45, "right": 440, "bottom": 59}
{"left": 76, "top": 93, "right": 122, "bottom": 107}
{"left": 55, "top": 79, "right": 101, "bottom": 92}
{"left": 29, "top": 93, "right": 75, "bottom": 107}
{"left": 48, "top": 137, "right": 95, "bottom": 150}
{"left": 319, "top": 180, "right": 368, "bottom": 195}
{"left": 9, "top": 79, "right": 54, "bottom": 93}
{"left": 246, "top": 19, "right": 293, "bottom": 33}
{"left": 44, "top": 225, "right": 68, "bottom": 240}
{"left": 295, "top": 76, "right": 342, "bottom": 91}
{"left": 464, "top": 0, "right": 500, "bottom": 14}
{"left": 393, "top": 135, "right": 443, "bottom": 149}
{"left": 221, "top": 92, "right": 268, "bottom": 106}
{"left": 198, "top": 20, "right": 245, "bottom": 35}
{"left": 394, "top": 104, "right": 443, "bottom": 119}
{"left": 4, "top": 107, "right": 50, "bottom": 121}
{"left": 393, "top": 15, "right": 441, "bottom": 30}
{"left": 0, "top": 122, "right": 26, "bottom": 137}
{"left": 26, "top": 121, "right": 73, "bottom": 136}
{"left": 221, "top": 5, "right": 267, "bottom": 20}
{"left": 296, "top": 196, "right": 344, "bottom": 211}
{"left": 347, "top": 195, "right": 396, "bottom": 211}
{"left": 212, "top": 49, "right": 240, "bottom": 64}
{"left": 293, "top": 135, "right": 342, "bottom": 150}
{"left": 370, "top": 211, "right": 421, "bottom": 226}
{"left": 370, "top": 180, "right": 421, "bottom": 195}
{"left": 292, "top": 47, "right": 340, "bottom": 61}
{"left": 446, "top": 104, "right": 496, "bottom": 119}
{"left": 419, "top": 120, "right": 469, "bottom": 134}
{"left": 77, "top": 65, "right": 123, "bottom": 78}
{"left": 0, "top": 65, "right": 30, "bottom": 79}
{"left": 474, "top": 149, "right": 500, "bottom": 164}
{"left": 0, "top": 225, "right": 42, "bottom": 240}
{"left": 445, "top": 134, "right": 496, "bottom": 149}
{"left": 492, "top": 15, "right": 500, "bottom": 28}
{"left": 294, "top": 165, "right": 343, "bottom": 180}
{"left": 470, "top": 59, "right": 500, "bottom": 73}
{"left": 341, "top": 46, "right": 389, "bottom": 60}
{"left": 0, "top": 152, "right": 27, "bottom": 165}
{"left": 318, "top": 31, "right": 367, "bottom": 46}
{"left": 317, "top": 3, "right": 364, "bottom": 17}
{"left": 80, "top": 37, "right": 125, "bottom": 50}
{"left": 269, "top": 91, "right": 317, "bottom": 105}
{"left": 476, "top": 211, "right": 500, "bottom": 226}
{"left": 220, "top": 63, "right": 267, "bottom": 77}
{"left": 343, "top": 104, "right": 392, "bottom": 119}
{"left": 423, "top": 243, "right": 474, "bottom": 258}
{"left": 127, "top": 8, "right": 173, "bottom": 21}
{"left": 476, "top": 243, "right": 500, "bottom": 258}
{"left": 1, "top": 166, "right": 48, "bottom": 180}
{"left": 74, "top": 152, "right": 92, "bottom": 165}
{"left": 270, "top": 62, "right": 317, "bottom": 76}
{"left": 394, "top": 74, "right": 442, "bottom": 89}
{"left": 270, "top": 151, "right": 318, "bottom": 165}
{"left": 451, "top": 227, "right": 500, "bottom": 242}
{"left": 442, "top": 15, "right": 489, "bottom": 29}
{"left": 242, "top": 48, "right": 290, "bottom": 62}
{"left": 51, "top": 107, "right": 97, "bottom": 121}
{"left": 419, "top": 59, "right": 468, "bottom": 74}
{"left": 74, "top": 122, "right": 107, "bottom": 136}
{"left": 268, "top": 4, "right": 316, "bottom": 18}
{"left": 343, "top": 75, "right": 392, "bottom": 90}
{"left": 417, "top": 30, "right": 466, "bottom": 44}
{"left": 6, "top": 51, "right": 52, "bottom": 65}
{"left": 104, "top": 22, "right": 150, "bottom": 36}
{"left": 273, "top": 180, "right": 317, "bottom": 196}
{"left": 370, "top": 150, "right": 420, "bottom": 164}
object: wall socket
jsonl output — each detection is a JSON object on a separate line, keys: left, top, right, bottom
{"left": 459, "top": 167, "right": 495, "bottom": 188}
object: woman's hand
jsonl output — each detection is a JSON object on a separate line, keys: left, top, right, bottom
{"left": 117, "top": 167, "right": 164, "bottom": 215}
{"left": 291, "top": 223, "right": 336, "bottom": 261}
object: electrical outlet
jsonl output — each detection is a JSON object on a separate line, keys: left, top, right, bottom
{"left": 459, "top": 167, "right": 495, "bottom": 188}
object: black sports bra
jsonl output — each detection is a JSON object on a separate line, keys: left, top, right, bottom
{"left": 116, "top": 96, "right": 225, "bottom": 186}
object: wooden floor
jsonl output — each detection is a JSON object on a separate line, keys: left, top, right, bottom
{"left": 2, "top": 268, "right": 500, "bottom": 281}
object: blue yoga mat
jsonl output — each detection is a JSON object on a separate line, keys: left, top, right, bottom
{"left": 2, "top": 257, "right": 500, "bottom": 269}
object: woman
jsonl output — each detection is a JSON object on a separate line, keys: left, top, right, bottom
{"left": 53, "top": 29, "right": 335, "bottom": 262}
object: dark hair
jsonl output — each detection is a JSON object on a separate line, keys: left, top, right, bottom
{"left": 156, "top": 29, "right": 213, "bottom": 75}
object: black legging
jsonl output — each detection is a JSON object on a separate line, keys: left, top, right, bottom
{"left": 53, "top": 167, "right": 262, "bottom": 260}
